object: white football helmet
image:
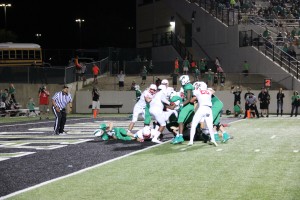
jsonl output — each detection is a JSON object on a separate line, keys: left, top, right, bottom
{"left": 161, "top": 79, "right": 169, "bottom": 86}
{"left": 149, "top": 84, "right": 157, "bottom": 91}
{"left": 179, "top": 75, "right": 190, "bottom": 86}
{"left": 143, "top": 126, "right": 151, "bottom": 137}
{"left": 199, "top": 81, "right": 207, "bottom": 90}
{"left": 158, "top": 84, "right": 166, "bottom": 91}
{"left": 193, "top": 81, "right": 201, "bottom": 90}
{"left": 169, "top": 91, "right": 178, "bottom": 99}
{"left": 135, "top": 85, "right": 140, "bottom": 90}
{"left": 93, "top": 129, "right": 104, "bottom": 137}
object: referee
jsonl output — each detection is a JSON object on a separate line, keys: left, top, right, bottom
{"left": 52, "top": 85, "right": 73, "bottom": 135}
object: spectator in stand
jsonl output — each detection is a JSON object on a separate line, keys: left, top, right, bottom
{"left": 182, "top": 56, "right": 190, "bottom": 75}
{"left": 230, "top": 0, "right": 236, "bottom": 9}
{"left": 27, "top": 97, "right": 38, "bottom": 117}
{"left": 215, "top": 57, "right": 221, "bottom": 69}
{"left": 213, "top": 73, "right": 219, "bottom": 88}
{"left": 140, "top": 66, "right": 147, "bottom": 85}
{"left": 92, "top": 87, "right": 100, "bottom": 118}
{"left": 276, "top": 87, "right": 285, "bottom": 117}
{"left": 233, "top": 100, "right": 243, "bottom": 117}
{"left": 290, "top": 91, "right": 300, "bottom": 117}
{"left": 287, "top": 43, "right": 296, "bottom": 58}
{"left": 199, "top": 58, "right": 207, "bottom": 75}
{"left": 8, "top": 83, "right": 16, "bottom": 103}
{"left": 243, "top": 93, "right": 260, "bottom": 119}
{"left": 231, "top": 85, "right": 242, "bottom": 106}
{"left": 190, "top": 60, "right": 199, "bottom": 81}
{"left": 38, "top": 85, "right": 50, "bottom": 120}
{"left": 262, "top": 27, "right": 270, "bottom": 38}
{"left": 171, "top": 72, "right": 178, "bottom": 89}
{"left": 92, "top": 64, "right": 100, "bottom": 84}
{"left": 130, "top": 80, "right": 136, "bottom": 91}
{"left": 258, "top": 87, "right": 270, "bottom": 117}
{"left": 1, "top": 89, "right": 8, "bottom": 103}
{"left": 174, "top": 57, "right": 179, "bottom": 74}
{"left": 265, "top": 36, "right": 273, "bottom": 49}
{"left": 117, "top": 70, "right": 125, "bottom": 90}
{"left": 242, "top": 60, "right": 249, "bottom": 77}
{"left": 244, "top": 87, "right": 254, "bottom": 117}
{"left": 74, "top": 55, "right": 82, "bottom": 81}
{"left": 219, "top": 72, "right": 226, "bottom": 87}
{"left": 207, "top": 69, "right": 213, "bottom": 87}
{"left": 276, "top": 32, "right": 284, "bottom": 46}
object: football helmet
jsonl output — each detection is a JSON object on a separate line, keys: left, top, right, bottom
{"left": 198, "top": 81, "right": 207, "bottom": 90}
{"left": 149, "top": 84, "right": 157, "bottom": 91}
{"left": 161, "top": 79, "right": 169, "bottom": 86}
{"left": 93, "top": 129, "right": 104, "bottom": 137}
{"left": 158, "top": 84, "right": 166, "bottom": 91}
{"left": 179, "top": 75, "right": 190, "bottom": 86}
{"left": 135, "top": 85, "right": 140, "bottom": 90}
{"left": 193, "top": 81, "right": 201, "bottom": 90}
{"left": 143, "top": 126, "right": 151, "bottom": 137}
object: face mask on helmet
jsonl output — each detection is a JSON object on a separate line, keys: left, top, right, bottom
{"left": 193, "top": 82, "right": 201, "bottom": 90}
{"left": 179, "top": 75, "right": 190, "bottom": 86}
{"left": 199, "top": 81, "right": 207, "bottom": 90}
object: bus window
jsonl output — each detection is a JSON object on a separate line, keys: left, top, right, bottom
{"left": 29, "top": 50, "right": 34, "bottom": 59}
{"left": 35, "top": 50, "right": 41, "bottom": 59}
{"left": 16, "top": 50, "right": 22, "bottom": 59}
{"left": 0, "top": 43, "right": 43, "bottom": 66}
{"left": 3, "top": 50, "right": 9, "bottom": 59}
{"left": 10, "top": 50, "right": 16, "bottom": 59}
{"left": 23, "top": 50, "right": 28, "bottom": 59}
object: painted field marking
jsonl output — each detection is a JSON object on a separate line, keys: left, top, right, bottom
{"left": 270, "top": 135, "right": 276, "bottom": 139}
{"left": 254, "top": 149, "right": 260, "bottom": 152}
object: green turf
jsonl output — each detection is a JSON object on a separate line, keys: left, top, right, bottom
{"left": 6, "top": 118, "right": 300, "bottom": 200}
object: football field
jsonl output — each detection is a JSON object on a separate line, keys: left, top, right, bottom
{"left": 0, "top": 116, "right": 299, "bottom": 200}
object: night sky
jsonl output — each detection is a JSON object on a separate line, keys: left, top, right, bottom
{"left": 0, "top": 0, "right": 136, "bottom": 49}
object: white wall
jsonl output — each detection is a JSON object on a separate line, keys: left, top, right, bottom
{"left": 75, "top": 90, "right": 294, "bottom": 115}
{"left": 76, "top": 91, "right": 136, "bottom": 114}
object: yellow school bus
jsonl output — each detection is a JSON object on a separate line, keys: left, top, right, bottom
{"left": 0, "top": 42, "right": 43, "bottom": 67}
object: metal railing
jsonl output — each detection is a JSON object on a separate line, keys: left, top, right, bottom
{"left": 0, "top": 57, "right": 109, "bottom": 84}
{"left": 152, "top": 31, "right": 193, "bottom": 61}
{"left": 239, "top": 30, "right": 300, "bottom": 80}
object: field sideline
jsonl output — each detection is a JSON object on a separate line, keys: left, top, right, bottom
{"left": 1, "top": 116, "right": 300, "bottom": 200}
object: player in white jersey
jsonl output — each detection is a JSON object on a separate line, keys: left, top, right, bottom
{"left": 161, "top": 79, "right": 174, "bottom": 100}
{"left": 189, "top": 82, "right": 217, "bottom": 146}
{"left": 149, "top": 84, "right": 176, "bottom": 142}
{"left": 127, "top": 84, "right": 157, "bottom": 132}
{"left": 133, "top": 125, "right": 163, "bottom": 144}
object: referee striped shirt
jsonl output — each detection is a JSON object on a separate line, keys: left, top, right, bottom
{"left": 52, "top": 91, "right": 72, "bottom": 110}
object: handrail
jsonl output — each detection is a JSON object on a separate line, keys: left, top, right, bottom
{"left": 239, "top": 29, "right": 300, "bottom": 80}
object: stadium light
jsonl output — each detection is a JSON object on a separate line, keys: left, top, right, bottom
{"left": 170, "top": 16, "right": 175, "bottom": 26}
{"left": 75, "top": 18, "right": 85, "bottom": 48}
{"left": 0, "top": 3, "right": 11, "bottom": 29}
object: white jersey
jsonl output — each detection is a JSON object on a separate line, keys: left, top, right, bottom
{"left": 166, "top": 86, "right": 174, "bottom": 100}
{"left": 136, "top": 89, "right": 154, "bottom": 108}
{"left": 193, "top": 89, "right": 212, "bottom": 107}
{"left": 150, "top": 90, "right": 170, "bottom": 110}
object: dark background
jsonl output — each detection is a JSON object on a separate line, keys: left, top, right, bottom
{"left": 0, "top": 0, "right": 136, "bottom": 49}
